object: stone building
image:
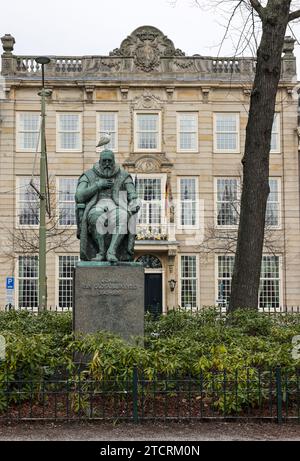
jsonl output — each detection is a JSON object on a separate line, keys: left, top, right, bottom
{"left": 0, "top": 26, "right": 299, "bottom": 312}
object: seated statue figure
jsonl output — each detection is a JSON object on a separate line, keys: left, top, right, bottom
{"left": 75, "top": 149, "right": 140, "bottom": 262}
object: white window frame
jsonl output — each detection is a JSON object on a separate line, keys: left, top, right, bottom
{"left": 259, "top": 255, "right": 282, "bottom": 310}
{"left": 16, "top": 176, "right": 40, "bottom": 229}
{"left": 56, "top": 112, "right": 82, "bottom": 152}
{"left": 177, "top": 112, "right": 199, "bottom": 153}
{"left": 56, "top": 254, "right": 79, "bottom": 310}
{"left": 214, "top": 177, "right": 240, "bottom": 229}
{"left": 136, "top": 173, "right": 167, "bottom": 228}
{"left": 213, "top": 112, "right": 240, "bottom": 153}
{"left": 177, "top": 177, "right": 199, "bottom": 231}
{"left": 16, "top": 112, "right": 41, "bottom": 152}
{"left": 134, "top": 111, "right": 162, "bottom": 153}
{"left": 214, "top": 254, "right": 235, "bottom": 309}
{"left": 270, "top": 113, "right": 281, "bottom": 154}
{"left": 215, "top": 254, "right": 283, "bottom": 311}
{"left": 266, "top": 177, "right": 281, "bottom": 229}
{"left": 16, "top": 255, "right": 39, "bottom": 311}
{"left": 96, "top": 111, "right": 118, "bottom": 152}
{"left": 56, "top": 177, "right": 77, "bottom": 228}
{"left": 178, "top": 254, "right": 199, "bottom": 309}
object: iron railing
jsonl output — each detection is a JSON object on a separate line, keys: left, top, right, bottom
{"left": 0, "top": 366, "right": 299, "bottom": 423}
{"left": 4, "top": 305, "right": 300, "bottom": 316}
{"left": 4, "top": 305, "right": 72, "bottom": 313}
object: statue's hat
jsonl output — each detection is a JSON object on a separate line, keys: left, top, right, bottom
{"left": 99, "top": 149, "right": 115, "bottom": 161}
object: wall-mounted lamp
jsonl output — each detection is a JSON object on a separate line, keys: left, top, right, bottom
{"left": 168, "top": 279, "right": 177, "bottom": 292}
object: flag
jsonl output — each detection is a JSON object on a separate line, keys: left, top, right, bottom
{"left": 165, "top": 178, "right": 173, "bottom": 214}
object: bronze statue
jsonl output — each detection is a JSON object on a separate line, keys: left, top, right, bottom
{"left": 75, "top": 140, "right": 140, "bottom": 262}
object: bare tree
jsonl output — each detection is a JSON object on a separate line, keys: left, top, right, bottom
{"left": 2, "top": 177, "right": 77, "bottom": 261}
{"left": 199, "top": 178, "right": 283, "bottom": 256}
{"left": 176, "top": 0, "right": 300, "bottom": 309}
{"left": 228, "top": 0, "right": 300, "bottom": 310}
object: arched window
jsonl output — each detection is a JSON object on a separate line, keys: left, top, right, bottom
{"left": 136, "top": 254, "right": 162, "bottom": 269}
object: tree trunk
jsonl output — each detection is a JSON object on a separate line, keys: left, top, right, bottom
{"left": 229, "top": 0, "right": 291, "bottom": 311}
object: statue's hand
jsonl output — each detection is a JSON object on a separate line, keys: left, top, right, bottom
{"left": 97, "top": 179, "right": 114, "bottom": 189}
{"left": 130, "top": 205, "right": 140, "bottom": 215}
{"left": 128, "top": 198, "right": 141, "bottom": 215}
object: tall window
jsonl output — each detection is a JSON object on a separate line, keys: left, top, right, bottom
{"left": 18, "top": 177, "right": 39, "bottom": 226}
{"left": 214, "top": 113, "right": 239, "bottom": 153}
{"left": 270, "top": 113, "right": 280, "bottom": 153}
{"left": 16, "top": 112, "right": 40, "bottom": 151}
{"left": 135, "top": 113, "right": 160, "bottom": 151}
{"left": 217, "top": 255, "right": 281, "bottom": 309}
{"left": 179, "top": 178, "right": 197, "bottom": 228}
{"left": 177, "top": 113, "right": 198, "bottom": 152}
{"left": 180, "top": 255, "right": 198, "bottom": 308}
{"left": 217, "top": 256, "right": 235, "bottom": 307}
{"left": 216, "top": 178, "right": 239, "bottom": 226}
{"left": 266, "top": 178, "right": 281, "bottom": 227}
{"left": 57, "top": 113, "right": 81, "bottom": 151}
{"left": 97, "top": 112, "right": 118, "bottom": 151}
{"left": 136, "top": 177, "right": 162, "bottom": 226}
{"left": 18, "top": 256, "right": 38, "bottom": 309}
{"left": 58, "top": 178, "right": 77, "bottom": 226}
{"left": 58, "top": 255, "right": 78, "bottom": 309}
{"left": 259, "top": 256, "right": 280, "bottom": 309}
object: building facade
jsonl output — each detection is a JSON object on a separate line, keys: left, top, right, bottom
{"left": 0, "top": 26, "right": 299, "bottom": 312}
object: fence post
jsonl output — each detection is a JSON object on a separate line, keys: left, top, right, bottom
{"left": 276, "top": 367, "right": 283, "bottom": 424}
{"left": 132, "top": 366, "right": 138, "bottom": 424}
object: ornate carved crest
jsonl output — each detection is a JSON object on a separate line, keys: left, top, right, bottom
{"left": 135, "top": 40, "right": 160, "bottom": 72}
{"left": 123, "top": 152, "right": 173, "bottom": 173}
{"left": 132, "top": 89, "right": 162, "bottom": 110}
{"left": 135, "top": 156, "right": 161, "bottom": 173}
{"left": 110, "top": 26, "right": 185, "bottom": 72}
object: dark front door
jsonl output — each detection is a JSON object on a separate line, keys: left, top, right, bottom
{"left": 145, "top": 273, "right": 162, "bottom": 315}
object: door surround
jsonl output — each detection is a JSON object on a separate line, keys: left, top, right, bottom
{"left": 135, "top": 254, "right": 166, "bottom": 313}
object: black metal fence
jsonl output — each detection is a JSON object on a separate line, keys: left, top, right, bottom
{"left": 4, "top": 304, "right": 300, "bottom": 316}
{"left": 4, "top": 304, "right": 72, "bottom": 313}
{"left": 1, "top": 366, "right": 300, "bottom": 423}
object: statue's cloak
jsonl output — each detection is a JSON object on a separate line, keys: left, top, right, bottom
{"left": 76, "top": 163, "right": 136, "bottom": 261}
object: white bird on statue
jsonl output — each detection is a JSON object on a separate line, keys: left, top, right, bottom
{"left": 96, "top": 133, "right": 111, "bottom": 148}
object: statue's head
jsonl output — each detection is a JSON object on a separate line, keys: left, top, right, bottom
{"left": 99, "top": 149, "right": 116, "bottom": 177}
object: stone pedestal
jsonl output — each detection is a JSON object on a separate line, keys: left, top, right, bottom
{"left": 73, "top": 262, "right": 144, "bottom": 343}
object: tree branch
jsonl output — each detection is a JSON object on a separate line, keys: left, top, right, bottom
{"left": 249, "top": 0, "right": 264, "bottom": 18}
{"left": 289, "top": 10, "right": 300, "bottom": 22}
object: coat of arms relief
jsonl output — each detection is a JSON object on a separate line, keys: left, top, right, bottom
{"left": 110, "top": 25, "right": 185, "bottom": 72}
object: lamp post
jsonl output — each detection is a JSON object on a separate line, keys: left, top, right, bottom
{"left": 35, "top": 56, "right": 51, "bottom": 310}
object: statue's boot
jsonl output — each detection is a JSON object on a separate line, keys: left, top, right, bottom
{"left": 106, "top": 234, "right": 124, "bottom": 262}
{"left": 125, "top": 233, "right": 135, "bottom": 261}
{"left": 95, "top": 234, "right": 106, "bottom": 261}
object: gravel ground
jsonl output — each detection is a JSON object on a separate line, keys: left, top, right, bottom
{"left": 0, "top": 421, "right": 300, "bottom": 441}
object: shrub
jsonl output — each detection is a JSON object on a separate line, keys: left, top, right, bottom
{"left": 0, "top": 308, "right": 300, "bottom": 414}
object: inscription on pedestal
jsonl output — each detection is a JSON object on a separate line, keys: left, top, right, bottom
{"left": 80, "top": 280, "right": 139, "bottom": 296}
{"left": 73, "top": 263, "right": 144, "bottom": 343}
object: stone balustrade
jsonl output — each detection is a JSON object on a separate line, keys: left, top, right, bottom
{"left": 0, "top": 30, "right": 296, "bottom": 82}
{"left": 1, "top": 53, "right": 296, "bottom": 82}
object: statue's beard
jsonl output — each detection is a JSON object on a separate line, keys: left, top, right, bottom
{"left": 102, "top": 166, "right": 114, "bottom": 178}
{"left": 104, "top": 167, "right": 111, "bottom": 177}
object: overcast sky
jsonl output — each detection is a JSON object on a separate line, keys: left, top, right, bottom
{"left": 1, "top": 0, "right": 300, "bottom": 76}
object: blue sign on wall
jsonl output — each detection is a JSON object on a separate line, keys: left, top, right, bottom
{"left": 6, "top": 277, "right": 14, "bottom": 290}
